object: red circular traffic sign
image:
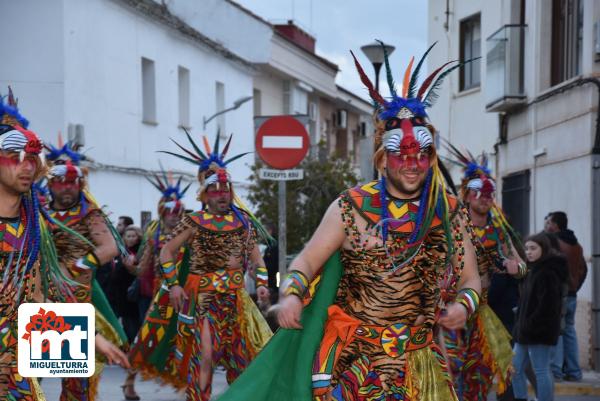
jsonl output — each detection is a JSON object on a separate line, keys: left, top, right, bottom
{"left": 255, "top": 116, "right": 310, "bottom": 170}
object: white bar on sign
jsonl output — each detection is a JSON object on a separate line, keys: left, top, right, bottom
{"left": 262, "top": 136, "right": 303, "bottom": 149}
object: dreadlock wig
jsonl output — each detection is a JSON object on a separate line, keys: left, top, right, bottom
{"left": 146, "top": 165, "right": 191, "bottom": 217}
{"left": 352, "top": 42, "right": 471, "bottom": 251}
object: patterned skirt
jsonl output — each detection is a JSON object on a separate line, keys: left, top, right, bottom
{"left": 312, "top": 305, "right": 458, "bottom": 401}
{"left": 129, "top": 272, "right": 272, "bottom": 401}
{"left": 442, "top": 304, "right": 513, "bottom": 400}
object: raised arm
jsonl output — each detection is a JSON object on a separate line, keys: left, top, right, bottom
{"left": 278, "top": 199, "right": 346, "bottom": 329}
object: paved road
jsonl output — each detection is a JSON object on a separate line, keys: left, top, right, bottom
{"left": 41, "top": 366, "right": 600, "bottom": 400}
{"left": 41, "top": 365, "right": 228, "bottom": 400}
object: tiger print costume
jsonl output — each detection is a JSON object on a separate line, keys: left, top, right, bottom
{"left": 48, "top": 195, "right": 124, "bottom": 401}
{"left": 309, "top": 180, "right": 466, "bottom": 401}
{"left": 443, "top": 216, "right": 516, "bottom": 400}
{"left": 129, "top": 209, "right": 272, "bottom": 401}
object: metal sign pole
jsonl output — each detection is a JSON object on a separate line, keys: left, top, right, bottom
{"left": 278, "top": 180, "right": 287, "bottom": 284}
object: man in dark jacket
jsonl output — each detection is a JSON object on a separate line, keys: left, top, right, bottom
{"left": 545, "top": 211, "right": 586, "bottom": 381}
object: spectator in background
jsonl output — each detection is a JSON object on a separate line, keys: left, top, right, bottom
{"left": 98, "top": 215, "right": 134, "bottom": 301}
{"left": 545, "top": 211, "right": 587, "bottom": 382}
{"left": 113, "top": 225, "right": 143, "bottom": 400}
{"left": 117, "top": 215, "right": 134, "bottom": 236}
{"left": 512, "top": 233, "right": 568, "bottom": 401}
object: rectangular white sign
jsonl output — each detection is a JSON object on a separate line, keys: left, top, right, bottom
{"left": 259, "top": 168, "right": 304, "bottom": 181}
{"left": 18, "top": 303, "right": 95, "bottom": 377}
{"left": 262, "top": 136, "right": 303, "bottom": 149}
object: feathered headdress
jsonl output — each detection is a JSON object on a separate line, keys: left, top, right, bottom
{"left": 160, "top": 128, "right": 250, "bottom": 193}
{"left": 0, "top": 86, "right": 45, "bottom": 169}
{"left": 146, "top": 164, "right": 191, "bottom": 216}
{"left": 352, "top": 42, "right": 474, "bottom": 265}
{"left": 45, "top": 133, "right": 87, "bottom": 183}
{"left": 161, "top": 129, "right": 275, "bottom": 245}
{"left": 445, "top": 143, "right": 496, "bottom": 200}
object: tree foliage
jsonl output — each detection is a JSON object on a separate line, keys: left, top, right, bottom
{"left": 247, "top": 150, "right": 360, "bottom": 254}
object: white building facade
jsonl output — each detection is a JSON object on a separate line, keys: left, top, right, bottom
{"left": 428, "top": 0, "right": 600, "bottom": 369}
{"left": 1, "top": 0, "right": 258, "bottom": 225}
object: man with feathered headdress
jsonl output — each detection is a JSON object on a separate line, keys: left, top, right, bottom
{"left": 44, "top": 135, "right": 129, "bottom": 400}
{"left": 218, "top": 43, "right": 481, "bottom": 401}
{"left": 128, "top": 131, "right": 272, "bottom": 401}
{"left": 443, "top": 146, "right": 525, "bottom": 400}
{"left": 0, "top": 87, "right": 129, "bottom": 400}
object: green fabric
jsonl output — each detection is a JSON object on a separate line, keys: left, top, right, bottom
{"left": 91, "top": 278, "right": 128, "bottom": 344}
{"left": 218, "top": 251, "right": 343, "bottom": 401}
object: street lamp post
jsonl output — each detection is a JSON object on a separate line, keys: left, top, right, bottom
{"left": 361, "top": 41, "right": 395, "bottom": 179}
{"left": 203, "top": 95, "right": 253, "bottom": 131}
{"left": 361, "top": 41, "right": 395, "bottom": 94}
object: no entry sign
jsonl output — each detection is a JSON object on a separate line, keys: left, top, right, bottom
{"left": 255, "top": 116, "right": 310, "bottom": 170}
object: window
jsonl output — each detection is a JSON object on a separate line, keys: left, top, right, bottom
{"left": 141, "top": 57, "right": 156, "bottom": 124}
{"left": 502, "top": 170, "right": 530, "bottom": 238}
{"left": 551, "top": 0, "right": 582, "bottom": 86}
{"left": 178, "top": 66, "right": 190, "bottom": 128}
{"left": 460, "top": 14, "right": 482, "bottom": 91}
{"left": 215, "top": 81, "right": 225, "bottom": 134}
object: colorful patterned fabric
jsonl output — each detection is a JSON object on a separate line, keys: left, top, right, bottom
{"left": 347, "top": 180, "right": 458, "bottom": 233}
{"left": 47, "top": 195, "right": 126, "bottom": 401}
{"left": 255, "top": 266, "right": 268, "bottom": 288}
{"left": 281, "top": 270, "right": 309, "bottom": 298}
{"left": 443, "top": 305, "right": 512, "bottom": 400}
{"left": 188, "top": 211, "right": 246, "bottom": 233}
{"left": 0, "top": 217, "right": 25, "bottom": 252}
{"left": 130, "top": 210, "right": 272, "bottom": 401}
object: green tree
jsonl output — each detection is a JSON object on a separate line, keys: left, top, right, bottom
{"left": 247, "top": 149, "right": 360, "bottom": 254}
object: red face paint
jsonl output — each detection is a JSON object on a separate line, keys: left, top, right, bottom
{"left": 0, "top": 154, "right": 39, "bottom": 171}
{"left": 206, "top": 189, "right": 231, "bottom": 198}
{"left": 49, "top": 180, "right": 80, "bottom": 191}
{"left": 387, "top": 152, "right": 430, "bottom": 172}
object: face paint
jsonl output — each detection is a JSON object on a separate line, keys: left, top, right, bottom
{"left": 49, "top": 180, "right": 80, "bottom": 191}
{"left": 206, "top": 189, "right": 231, "bottom": 198}
{"left": 387, "top": 152, "right": 430, "bottom": 172}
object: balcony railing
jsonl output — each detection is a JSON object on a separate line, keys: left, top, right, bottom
{"left": 485, "top": 24, "right": 527, "bottom": 112}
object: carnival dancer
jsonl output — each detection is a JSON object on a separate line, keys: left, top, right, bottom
{"left": 218, "top": 42, "right": 481, "bottom": 401}
{"left": 121, "top": 168, "right": 190, "bottom": 400}
{"left": 138, "top": 167, "right": 190, "bottom": 310}
{"left": 442, "top": 147, "right": 526, "bottom": 400}
{"left": 0, "top": 87, "right": 129, "bottom": 401}
{"left": 45, "top": 136, "right": 128, "bottom": 400}
{"left": 129, "top": 132, "right": 272, "bottom": 401}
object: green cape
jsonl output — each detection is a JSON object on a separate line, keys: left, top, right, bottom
{"left": 218, "top": 251, "right": 343, "bottom": 401}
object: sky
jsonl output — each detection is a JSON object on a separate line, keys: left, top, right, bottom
{"left": 234, "top": 0, "right": 429, "bottom": 100}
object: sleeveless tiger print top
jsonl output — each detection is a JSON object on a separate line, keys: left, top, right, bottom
{"left": 336, "top": 181, "right": 464, "bottom": 329}
{"left": 172, "top": 210, "right": 257, "bottom": 275}
{"left": 48, "top": 198, "right": 100, "bottom": 300}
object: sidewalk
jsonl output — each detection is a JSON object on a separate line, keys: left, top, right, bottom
{"left": 554, "top": 370, "right": 600, "bottom": 396}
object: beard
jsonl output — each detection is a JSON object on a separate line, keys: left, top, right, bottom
{"left": 385, "top": 169, "right": 426, "bottom": 198}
